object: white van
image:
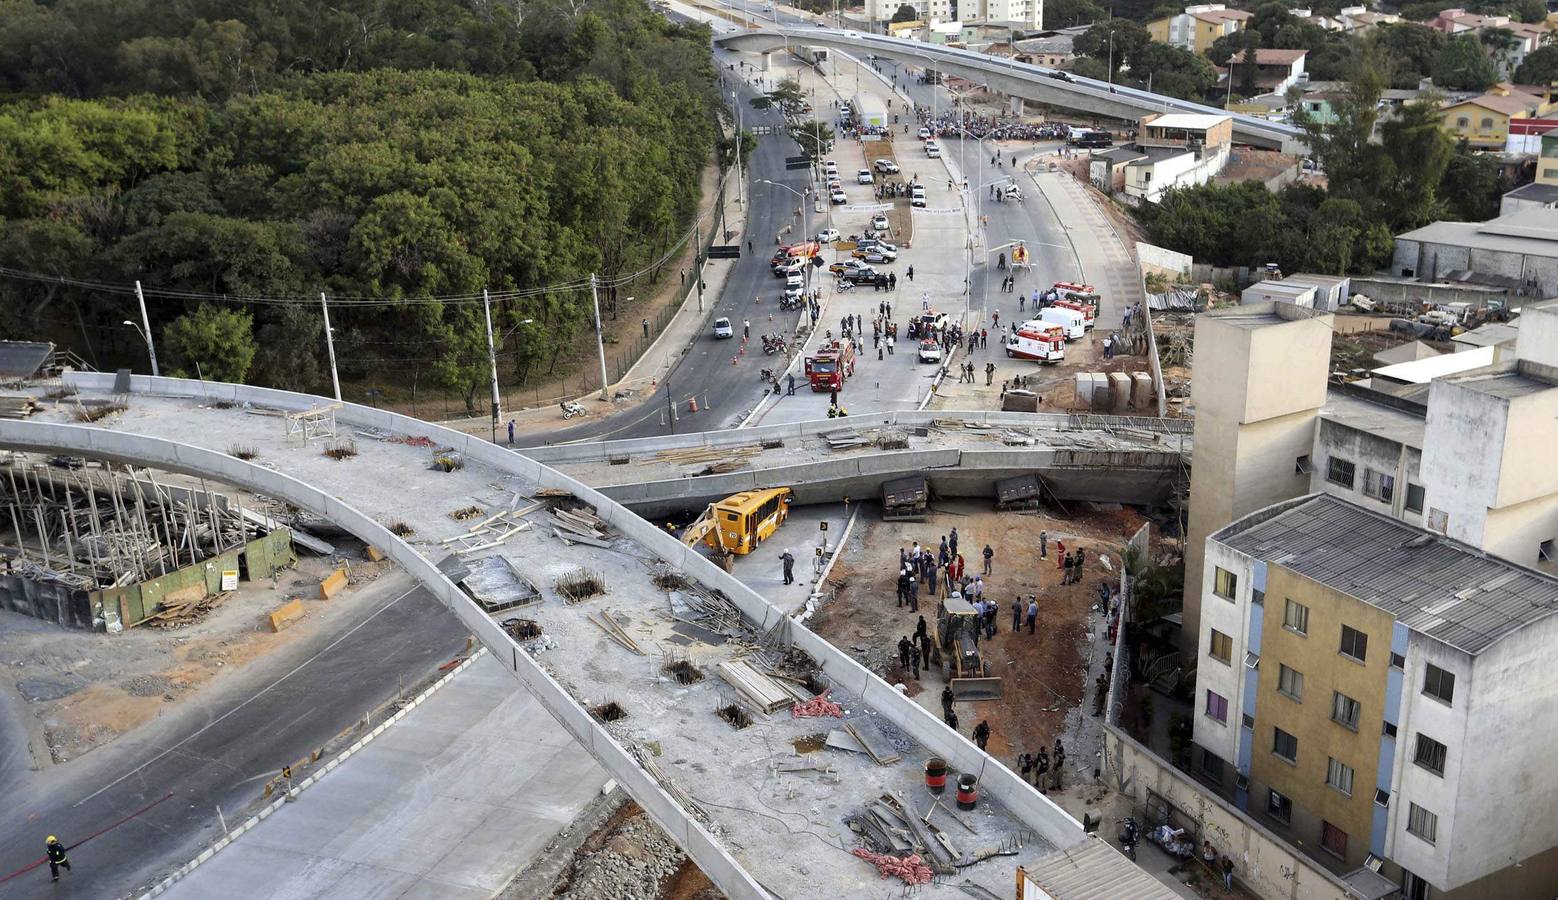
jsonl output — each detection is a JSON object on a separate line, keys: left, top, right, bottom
{"left": 1040, "top": 306, "right": 1086, "bottom": 340}
{"left": 925, "top": 142, "right": 941, "bottom": 158}
{"left": 910, "top": 184, "right": 926, "bottom": 207}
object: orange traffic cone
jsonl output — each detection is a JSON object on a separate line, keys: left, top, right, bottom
{"left": 688, "top": 397, "right": 699, "bottom": 413}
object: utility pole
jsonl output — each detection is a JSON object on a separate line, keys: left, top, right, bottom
{"left": 666, "top": 372, "right": 677, "bottom": 434}
{"left": 482, "top": 289, "right": 500, "bottom": 443}
{"left": 733, "top": 91, "right": 745, "bottom": 206}
{"left": 589, "top": 274, "right": 610, "bottom": 401}
{"left": 133, "top": 281, "right": 160, "bottom": 377}
{"left": 695, "top": 223, "right": 705, "bottom": 313}
{"left": 320, "top": 293, "right": 340, "bottom": 402}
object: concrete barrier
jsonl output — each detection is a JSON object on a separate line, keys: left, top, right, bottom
{"left": 318, "top": 568, "right": 348, "bottom": 600}
{"left": 268, "top": 598, "right": 305, "bottom": 632}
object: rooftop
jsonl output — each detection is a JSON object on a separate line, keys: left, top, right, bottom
{"left": 1451, "top": 320, "right": 1522, "bottom": 349}
{"left": 1371, "top": 344, "right": 1495, "bottom": 384}
{"left": 1228, "top": 48, "right": 1308, "bottom": 65}
{"left": 1444, "top": 91, "right": 1537, "bottom": 116}
{"left": 1501, "top": 181, "right": 1558, "bottom": 205}
{"left": 1319, "top": 388, "right": 1427, "bottom": 449}
{"left": 1143, "top": 112, "right": 1231, "bottom": 131}
{"left": 1190, "top": 7, "right": 1252, "bottom": 23}
{"left": 1216, "top": 494, "right": 1558, "bottom": 655}
{"left": 1446, "top": 365, "right": 1554, "bottom": 400}
{"left": 1397, "top": 208, "right": 1558, "bottom": 257}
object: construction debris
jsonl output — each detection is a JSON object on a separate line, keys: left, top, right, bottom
{"left": 716, "top": 659, "right": 796, "bottom": 713}
{"left": 588, "top": 609, "right": 644, "bottom": 655}
{"left": 653, "top": 444, "right": 762, "bottom": 466}
{"left": 439, "top": 503, "right": 538, "bottom": 556}
{"left": 0, "top": 395, "right": 39, "bottom": 419}
{"left": 850, "top": 848, "right": 934, "bottom": 885}
{"left": 791, "top": 688, "right": 845, "bottom": 718}
{"left": 461, "top": 555, "right": 541, "bottom": 614}
{"left": 843, "top": 717, "right": 901, "bottom": 765}
{"left": 556, "top": 568, "right": 606, "bottom": 603}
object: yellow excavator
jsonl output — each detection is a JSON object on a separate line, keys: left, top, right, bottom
{"left": 680, "top": 488, "right": 794, "bottom": 564}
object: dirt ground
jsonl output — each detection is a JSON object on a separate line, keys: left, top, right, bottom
{"left": 0, "top": 547, "right": 397, "bottom": 765}
{"left": 810, "top": 499, "right": 1149, "bottom": 763}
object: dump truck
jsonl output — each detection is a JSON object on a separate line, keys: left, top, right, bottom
{"left": 935, "top": 595, "right": 1002, "bottom": 700}
{"left": 881, "top": 475, "right": 928, "bottom": 521}
{"left": 805, "top": 338, "right": 856, "bottom": 392}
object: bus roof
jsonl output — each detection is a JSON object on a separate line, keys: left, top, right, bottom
{"left": 714, "top": 487, "right": 792, "bottom": 513}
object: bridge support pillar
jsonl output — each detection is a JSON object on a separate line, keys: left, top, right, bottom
{"left": 760, "top": 51, "right": 773, "bottom": 72}
{"left": 1009, "top": 95, "right": 1025, "bottom": 117}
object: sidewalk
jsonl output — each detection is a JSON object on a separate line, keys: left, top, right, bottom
{"left": 162, "top": 655, "right": 606, "bottom": 900}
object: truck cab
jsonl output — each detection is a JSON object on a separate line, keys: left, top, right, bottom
{"left": 805, "top": 338, "right": 856, "bottom": 391}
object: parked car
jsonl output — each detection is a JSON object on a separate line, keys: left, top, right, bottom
{"left": 917, "top": 127, "right": 931, "bottom": 139}
{"left": 925, "top": 142, "right": 941, "bottom": 158}
{"left": 815, "top": 228, "right": 841, "bottom": 243}
{"left": 911, "top": 188, "right": 926, "bottom": 208}
{"left": 829, "top": 259, "right": 874, "bottom": 276}
{"left": 871, "top": 214, "right": 890, "bottom": 231}
{"left": 857, "top": 239, "right": 898, "bottom": 255}
{"left": 839, "top": 267, "right": 879, "bottom": 284}
{"left": 853, "top": 249, "right": 893, "bottom": 264}
{"left": 713, "top": 317, "right": 733, "bottom": 339}
{"left": 830, "top": 188, "right": 847, "bottom": 204}
{"left": 873, "top": 158, "right": 900, "bottom": 174}
{"left": 857, "top": 169, "right": 874, "bottom": 185}
{"left": 917, "top": 339, "right": 942, "bottom": 363}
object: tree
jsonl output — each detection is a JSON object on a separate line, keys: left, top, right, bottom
{"left": 1130, "top": 43, "right": 1218, "bottom": 101}
{"left": 1043, "top": 0, "right": 1104, "bottom": 27}
{"left": 1074, "top": 20, "right": 1151, "bottom": 81}
{"left": 1433, "top": 34, "right": 1497, "bottom": 91}
{"left": 1439, "top": 141, "right": 1505, "bottom": 222}
{"left": 891, "top": 4, "right": 918, "bottom": 23}
{"left": 163, "top": 304, "right": 255, "bottom": 382}
{"left": 791, "top": 120, "right": 835, "bottom": 162}
{"left": 1513, "top": 44, "right": 1558, "bottom": 84}
{"left": 1379, "top": 98, "right": 1454, "bottom": 229}
{"left": 1372, "top": 23, "right": 1446, "bottom": 88}
{"left": 1479, "top": 27, "right": 1521, "bottom": 76}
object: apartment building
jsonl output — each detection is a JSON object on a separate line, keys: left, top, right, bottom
{"left": 867, "top": 0, "right": 1040, "bottom": 29}
{"left": 1192, "top": 493, "right": 1558, "bottom": 897}
{"left": 1147, "top": 4, "right": 1251, "bottom": 54}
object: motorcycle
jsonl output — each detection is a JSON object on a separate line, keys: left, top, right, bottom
{"left": 762, "top": 334, "right": 787, "bottom": 355}
{"left": 560, "top": 400, "right": 586, "bottom": 420}
{"left": 1118, "top": 818, "right": 1139, "bottom": 861}
{"left": 835, "top": 278, "right": 855, "bottom": 292}
{"left": 759, "top": 367, "right": 775, "bottom": 383}
{"left": 1148, "top": 823, "right": 1195, "bottom": 860}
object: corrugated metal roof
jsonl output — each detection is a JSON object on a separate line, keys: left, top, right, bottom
{"left": 1021, "top": 837, "right": 1183, "bottom": 900}
{"left": 1217, "top": 495, "right": 1558, "bottom": 655}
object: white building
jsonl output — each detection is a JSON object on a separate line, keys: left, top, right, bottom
{"left": 867, "top": 0, "right": 1039, "bottom": 30}
{"left": 1121, "top": 113, "right": 1233, "bottom": 204}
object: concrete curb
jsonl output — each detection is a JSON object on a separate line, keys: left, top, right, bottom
{"left": 132, "top": 649, "right": 490, "bottom": 900}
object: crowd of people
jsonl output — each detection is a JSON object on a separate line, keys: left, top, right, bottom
{"left": 914, "top": 108, "right": 1074, "bottom": 143}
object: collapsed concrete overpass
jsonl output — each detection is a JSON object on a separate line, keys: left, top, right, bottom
{"left": 0, "top": 373, "right": 1178, "bottom": 900}
{"left": 525, "top": 410, "right": 1190, "bottom": 519}
{"left": 713, "top": 26, "right": 1307, "bottom": 152}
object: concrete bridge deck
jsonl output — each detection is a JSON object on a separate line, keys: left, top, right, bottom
{"left": 530, "top": 410, "right": 1191, "bottom": 517}
{"left": 0, "top": 373, "right": 1172, "bottom": 900}
{"left": 713, "top": 26, "right": 1306, "bottom": 152}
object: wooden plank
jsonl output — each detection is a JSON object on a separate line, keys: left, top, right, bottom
{"left": 844, "top": 718, "right": 901, "bottom": 765}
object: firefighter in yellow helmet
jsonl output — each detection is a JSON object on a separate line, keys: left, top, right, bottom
{"left": 45, "top": 835, "right": 71, "bottom": 881}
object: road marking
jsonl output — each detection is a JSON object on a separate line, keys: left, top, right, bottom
{"left": 74, "top": 583, "right": 423, "bottom": 807}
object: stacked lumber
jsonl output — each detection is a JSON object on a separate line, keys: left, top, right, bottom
{"left": 716, "top": 659, "right": 795, "bottom": 713}
{"left": 822, "top": 429, "right": 869, "bottom": 450}
{"left": 588, "top": 609, "right": 643, "bottom": 655}
{"left": 653, "top": 444, "right": 761, "bottom": 465}
{"left": 143, "top": 590, "right": 232, "bottom": 628}
{"left": 0, "top": 395, "right": 38, "bottom": 419}
{"left": 550, "top": 504, "right": 615, "bottom": 548}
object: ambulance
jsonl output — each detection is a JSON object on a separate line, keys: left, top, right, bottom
{"left": 1004, "top": 321, "right": 1066, "bottom": 363}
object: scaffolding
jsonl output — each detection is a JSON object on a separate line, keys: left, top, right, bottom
{"left": 284, "top": 403, "right": 340, "bottom": 443}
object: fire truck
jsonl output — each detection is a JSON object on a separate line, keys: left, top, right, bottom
{"left": 805, "top": 338, "right": 856, "bottom": 391}
{"left": 1004, "top": 321, "right": 1066, "bottom": 363}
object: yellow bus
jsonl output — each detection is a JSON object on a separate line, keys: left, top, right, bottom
{"left": 683, "top": 487, "right": 793, "bottom": 556}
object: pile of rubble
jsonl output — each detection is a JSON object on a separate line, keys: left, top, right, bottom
{"left": 555, "top": 810, "right": 689, "bottom": 900}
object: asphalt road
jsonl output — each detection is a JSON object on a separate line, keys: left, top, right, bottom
{"left": 0, "top": 577, "right": 469, "bottom": 899}
{"left": 530, "top": 31, "right": 811, "bottom": 445}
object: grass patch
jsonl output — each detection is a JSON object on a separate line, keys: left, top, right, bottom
{"left": 322, "top": 440, "right": 358, "bottom": 460}
{"left": 228, "top": 445, "right": 258, "bottom": 460}
{"left": 73, "top": 403, "right": 126, "bottom": 423}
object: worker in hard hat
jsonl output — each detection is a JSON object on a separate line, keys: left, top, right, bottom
{"left": 45, "top": 835, "right": 71, "bottom": 881}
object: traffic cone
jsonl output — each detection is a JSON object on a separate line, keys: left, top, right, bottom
{"left": 689, "top": 397, "right": 699, "bottom": 413}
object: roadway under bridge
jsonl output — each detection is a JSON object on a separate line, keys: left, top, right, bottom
{"left": 0, "top": 373, "right": 1179, "bottom": 900}
{"left": 713, "top": 27, "right": 1306, "bottom": 152}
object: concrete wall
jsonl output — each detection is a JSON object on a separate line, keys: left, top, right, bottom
{"left": 43, "top": 372, "right": 1111, "bottom": 892}
{"left": 1191, "top": 540, "right": 1257, "bottom": 771}
{"left": 1312, "top": 418, "right": 1421, "bottom": 524}
{"left": 92, "top": 528, "right": 295, "bottom": 631}
{"left": 0, "top": 575, "right": 90, "bottom": 629}
{"left": 1102, "top": 724, "right": 1356, "bottom": 900}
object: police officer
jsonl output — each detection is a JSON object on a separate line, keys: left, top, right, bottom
{"left": 45, "top": 836, "right": 71, "bottom": 882}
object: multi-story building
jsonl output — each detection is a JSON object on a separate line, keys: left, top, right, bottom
{"left": 867, "top": 0, "right": 1040, "bottom": 29}
{"left": 1192, "top": 492, "right": 1558, "bottom": 897}
{"left": 1501, "top": 130, "right": 1558, "bottom": 213}
{"left": 1146, "top": 4, "right": 1252, "bottom": 54}
{"left": 1225, "top": 48, "right": 1308, "bottom": 95}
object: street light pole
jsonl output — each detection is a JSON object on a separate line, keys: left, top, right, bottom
{"left": 483, "top": 289, "right": 501, "bottom": 443}
{"left": 733, "top": 90, "right": 745, "bottom": 206}
{"left": 320, "top": 292, "right": 341, "bottom": 401}
{"left": 131, "top": 280, "right": 159, "bottom": 376}
{"left": 590, "top": 274, "right": 611, "bottom": 401}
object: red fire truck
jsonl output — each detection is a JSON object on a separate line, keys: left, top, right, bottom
{"left": 805, "top": 338, "right": 856, "bottom": 391}
{"left": 1004, "top": 321, "right": 1067, "bottom": 363}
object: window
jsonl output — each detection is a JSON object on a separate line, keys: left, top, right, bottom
{"left": 1214, "top": 567, "right": 1238, "bottom": 600}
{"left": 1326, "top": 757, "right": 1355, "bottom": 796}
{"left": 1541, "top": 539, "right": 1555, "bottom": 562}
{"left": 1252, "top": 588, "right": 1265, "bottom": 606}
{"left": 1210, "top": 629, "right": 1233, "bottom": 664}
{"left": 1456, "top": 116, "right": 1470, "bottom": 128}
{"left": 1414, "top": 734, "right": 1448, "bottom": 776}
{"left": 1201, "top": 750, "right": 1226, "bottom": 780}
{"left": 1391, "top": 651, "right": 1406, "bottom": 670}
{"left": 1295, "top": 454, "right": 1312, "bottom": 475}
{"left": 1206, "top": 689, "right": 1229, "bottom": 724}
{"left": 1278, "top": 664, "right": 1304, "bottom": 702}
{"left": 1321, "top": 821, "right": 1348, "bottom": 858}
{"left": 1339, "top": 625, "right": 1368, "bottom": 663}
{"left": 1242, "top": 713, "right": 1255, "bottom": 729}
{"left": 1364, "top": 469, "right": 1395, "bottom": 503}
{"left": 1283, "top": 599, "right": 1309, "bottom": 635}
{"left": 1383, "top": 721, "right": 1398, "bottom": 739}
{"left": 1405, "top": 483, "right": 1425, "bottom": 513}
{"left": 1273, "top": 727, "right": 1298, "bottom": 763}
{"left": 1407, "top": 803, "right": 1438, "bottom": 844}
{"left": 1423, "top": 663, "right": 1455, "bottom": 705}
{"left": 1480, "top": 117, "right": 1494, "bottom": 131}
{"left": 1331, "top": 692, "right": 1361, "bottom": 731}
{"left": 1268, "top": 789, "right": 1292, "bottom": 824}
{"left": 1327, "top": 456, "right": 1356, "bottom": 489}
{"left": 1374, "top": 788, "right": 1391, "bottom": 808}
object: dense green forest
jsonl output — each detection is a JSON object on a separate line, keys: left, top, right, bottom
{"left": 0, "top": 0, "right": 721, "bottom": 407}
